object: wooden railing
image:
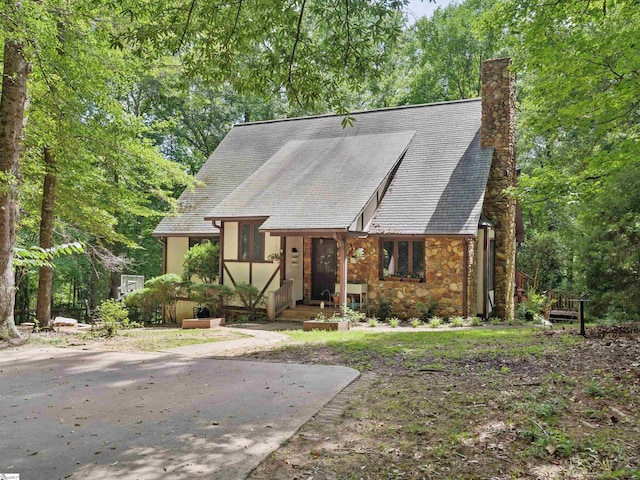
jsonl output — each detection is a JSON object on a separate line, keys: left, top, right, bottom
{"left": 548, "top": 290, "right": 580, "bottom": 311}
{"left": 515, "top": 270, "right": 534, "bottom": 303}
{"left": 267, "top": 279, "right": 295, "bottom": 321}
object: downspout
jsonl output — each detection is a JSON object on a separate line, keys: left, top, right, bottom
{"left": 213, "top": 221, "right": 223, "bottom": 284}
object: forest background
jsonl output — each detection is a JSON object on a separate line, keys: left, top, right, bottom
{"left": 1, "top": 0, "right": 638, "bottom": 334}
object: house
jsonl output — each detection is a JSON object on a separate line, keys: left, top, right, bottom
{"left": 153, "top": 58, "right": 518, "bottom": 321}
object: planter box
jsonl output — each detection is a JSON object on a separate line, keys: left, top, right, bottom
{"left": 182, "top": 317, "right": 225, "bottom": 329}
{"left": 303, "top": 320, "right": 350, "bottom": 332}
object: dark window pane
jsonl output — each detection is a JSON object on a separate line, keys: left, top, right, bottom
{"left": 398, "top": 241, "right": 409, "bottom": 275}
{"left": 383, "top": 241, "right": 394, "bottom": 274}
{"left": 240, "top": 224, "right": 251, "bottom": 261}
{"left": 252, "top": 224, "right": 264, "bottom": 261}
{"left": 412, "top": 241, "right": 425, "bottom": 277}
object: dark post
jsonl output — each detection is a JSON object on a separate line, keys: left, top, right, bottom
{"left": 578, "top": 293, "right": 587, "bottom": 336}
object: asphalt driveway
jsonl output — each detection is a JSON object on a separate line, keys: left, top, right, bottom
{"left": 0, "top": 348, "right": 358, "bottom": 479}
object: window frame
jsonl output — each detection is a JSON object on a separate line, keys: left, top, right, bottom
{"left": 379, "top": 237, "right": 426, "bottom": 280}
{"left": 188, "top": 237, "right": 217, "bottom": 249}
{"left": 238, "top": 222, "right": 265, "bottom": 262}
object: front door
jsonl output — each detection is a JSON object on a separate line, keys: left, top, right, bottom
{"left": 311, "top": 238, "right": 337, "bottom": 301}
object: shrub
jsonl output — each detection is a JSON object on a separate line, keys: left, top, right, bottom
{"left": 377, "top": 296, "right": 393, "bottom": 321}
{"left": 428, "top": 316, "right": 443, "bottom": 328}
{"left": 450, "top": 316, "right": 465, "bottom": 327}
{"left": 368, "top": 318, "right": 378, "bottom": 327}
{"left": 145, "top": 273, "right": 183, "bottom": 323}
{"left": 182, "top": 241, "right": 219, "bottom": 285}
{"left": 190, "top": 283, "right": 235, "bottom": 317}
{"left": 410, "top": 317, "right": 421, "bottom": 328}
{"left": 125, "top": 288, "right": 158, "bottom": 324}
{"left": 342, "top": 305, "right": 366, "bottom": 323}
{"left": 389, "top": 317, "right": 400, "bottom": 328}
{"left": 96, "top": 299, "right": 129, "bottom": 337}
{"left": 234, "top": 282, "right": 265, "bottom": 321}
{"left": 416, "top": 300, "right": 438, "bottom": 323}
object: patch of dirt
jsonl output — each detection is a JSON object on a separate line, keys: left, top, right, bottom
{"left": 9, "top": 326, "right": 246, "bottom": 352}
{"left": 247, "top": 326, "right": 640, "bottom": 479}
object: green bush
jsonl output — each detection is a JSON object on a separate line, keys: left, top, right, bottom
{"left": 377, "top": 296, "right": 393, "bottom": 321}
{"left": 124, "top": 288, "right": 158, "bottom": 324}
{"left": 182, "top": 241, "right": 219, "bottom": 285}
{"left": 234, "top": 282, "right": 265, "bottom": 321}
{"left": 190, "top": 283, "right": 235, "bottom": 317}
{"left": 96, "top": 299, "right": 129, "bottom": 336}
{"left": 389, "top": 317, "right": 400, "bottom": 328}
{"left": 145, "top": 273, "right": 183, "bottom": 323}
{"left": 416, "top": 300, "right": 438, "bottom": 323}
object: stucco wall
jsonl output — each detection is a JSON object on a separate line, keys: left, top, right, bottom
{"left": 166, "top": 237, "right": 189, "bottom": 276}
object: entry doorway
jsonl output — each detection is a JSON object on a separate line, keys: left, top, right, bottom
{"left": 311, "top": 238, "right": 337, "bottom": 301}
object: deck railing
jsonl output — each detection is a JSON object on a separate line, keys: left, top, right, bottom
{"left": 267, "top": 279, "right": 295, "bottom": 321}
{"left": 548, "top": 290, "right": 580, "bottom": 311}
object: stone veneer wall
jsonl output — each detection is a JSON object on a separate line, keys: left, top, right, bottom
{"left": 344, "top": 237, "right": 468, "bottom": 319}
{"left": 481, "top": 58, "right": 517, "bottom": 320}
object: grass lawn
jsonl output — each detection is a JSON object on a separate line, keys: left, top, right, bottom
{"left": 26, "top": 326, "right": 250, "bottom": 352}
{"left": 246, "top": 325, "right": 640, "bottom": 479}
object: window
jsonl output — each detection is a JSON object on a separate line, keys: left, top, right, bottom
{"left": 189, "top": 237, "right": 217, "bottom": 249}
{"left": 239, "top": 223, "right": 264, "bottom": 261}
{"left": 381, "top": 239, "right": 425, "bottom": 278}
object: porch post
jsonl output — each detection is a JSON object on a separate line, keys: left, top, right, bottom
{"left": 338, "top": 234, "right": 348, "bottom": 308}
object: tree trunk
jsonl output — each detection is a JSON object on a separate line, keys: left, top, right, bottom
{"left": 35, "top": 146, "right": 56, "bottom": 327}
{"left": 0, "top": 38, "right": 29, "bottom": 339}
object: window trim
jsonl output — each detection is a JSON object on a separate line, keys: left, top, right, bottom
{"left": 379, "top": 237, "right": 426, "bottom": 280}
{"left": 188, "top": 237, "right": 217, "bottom": 249}
{"left": 238, "top": 222, "right": 266, "bottom": 262}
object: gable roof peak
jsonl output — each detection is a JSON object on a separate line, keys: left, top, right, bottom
{"left": 233, "top": 97, "right": 482, "bottom": 128}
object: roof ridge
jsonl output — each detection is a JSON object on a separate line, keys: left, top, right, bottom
{"left": 233, "top": 97, "right": 481, "bottom": 127}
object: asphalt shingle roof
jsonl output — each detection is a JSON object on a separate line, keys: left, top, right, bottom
{"left": 205, "top": 131, "right": 415, "bottom": 231}
{"left": 153, "top": 98, "right": 494, "bottom": 237}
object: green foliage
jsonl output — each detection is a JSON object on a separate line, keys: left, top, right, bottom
{"left": 470, "top": 316, "right": 483, "bottom": 327}
{"left": 182, "top": 242, "right": 219, "bottom": 285}
{"left": 398, "top": 0, "right": 500, "bottom": 105}
{"left": 518, "top": 289, "right": 553, "bottom": 321}
{"left": 416, "top": 300, "right": 438, "bottom": 323}
{"left": 377, "top": 297, "right": 393, "bottom": 322}
{"left": 145, "top": 274, "right": 183, "bottom": 323}
{"left": 234, "top": 282, "right": 265, "bottom": 321}
{"left": 13, "top": 242, "right": 84, "bottom": 269}
{"left": 450, "top": 316, "right": 465, "bottom": 328}
{"left": 190, "top": 283, "right": 234, "bottom": 318}
{"left": 389, "top": 317, "right": 400, "bottom": 328}
{"left": 96, "top": 299, "right": 129, "bottom": 337}
{"left": 368, "top": 318, "right": 378, "bottom": 327}
{"left": 410, "top": 318, "right": 421, "bottom": 328}
{"left": 342, "top": 306, "right": 366, "bottom": 323}
{"left": 119, "top": 0, "right": 405, "bottom": 111}
{"left": 124, "top": 288, "right": 158, "bottom": 324}
{"left": 428, "top": 316, "right": 443, "bottom": 328}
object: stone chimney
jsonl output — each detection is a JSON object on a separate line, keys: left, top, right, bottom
{"left": 481, "top": 58, "right": 517, "bottom": 320}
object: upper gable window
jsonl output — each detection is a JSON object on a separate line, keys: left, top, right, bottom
{"left": 189, "top": 237, "right": 217, "bottom": 249}
{"left": 239, "top": 223, "right": 264, "bottom": 261}
{"left": 381, "top": 239, "right": 425, "bottom": 280}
